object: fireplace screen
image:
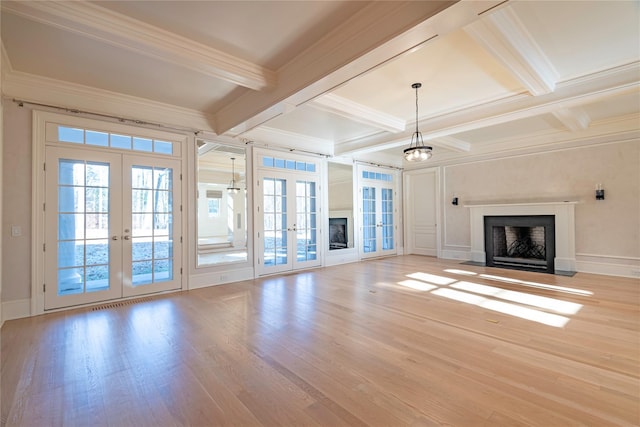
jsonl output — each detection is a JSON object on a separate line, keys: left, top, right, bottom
{"left": 329, "top": 217, "right": 348, "bottom": 250}
{"left": 484, "top": 215, "right": 555, "bottom": 274}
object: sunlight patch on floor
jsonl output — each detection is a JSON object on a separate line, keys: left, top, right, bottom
{"left": 479, "top": 274, "right": 593, "bottom": 296}
{"left": 396, "top": 269, "right": 584, "bottom": 327}
{"left": 397, "top": 280, "right": 438, "bottom": 292}
{"left": 443, "top": 269, "right": 478, "bottom": 276}
{"left": 450, "top": 281, "right": 583, "bottom": 315}
{"left": 432, "top": 288, "right": 570, "bottom": 327}
{"left": 406, "top": 272, "right": 457, "bottom": 286}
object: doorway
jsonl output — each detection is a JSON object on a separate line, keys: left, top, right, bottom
{"left": 357, "top": 165, "right": 398, "bottom": 259}
{"left": 43, "top": 147, "right": 182, "bottom": 310}
{"left": 254, "top": 151, "right": 322, "bottom": 275}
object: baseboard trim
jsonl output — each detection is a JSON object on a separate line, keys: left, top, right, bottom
{"left": 2, "top": 298, "right": 31, "bottom": 323}
{"left": 441, "top": 251, "right": 638, "bottom": 278}
{"left": 440, "top": 249, "right": 472, "bottom": 261}
{"left": 575, "top": 260, "right": 640, "bottom": 278}
{"left": 188, "top": 267, "right": 254, "bottom": 290}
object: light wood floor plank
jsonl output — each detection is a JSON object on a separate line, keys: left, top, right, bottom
{"left": 2, "top": 256, "right": 639, "bottom": 426}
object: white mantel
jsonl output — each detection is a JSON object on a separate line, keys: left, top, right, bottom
{"left": 466, "top": 201, "right": 578, "bottom": 272}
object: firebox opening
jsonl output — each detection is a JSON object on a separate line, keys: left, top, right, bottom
{"left": 329, "top": 217, "right": 348, "bottom": 250}
{"left": 484, "top": 215, "right": 555, "bottom": 274}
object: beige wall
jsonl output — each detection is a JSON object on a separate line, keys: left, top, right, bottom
{"left": 2, "top": 101, "right": 32, "bottom": 302}
{"left": 442, "top": 140, "right": 640, "bottom": 261}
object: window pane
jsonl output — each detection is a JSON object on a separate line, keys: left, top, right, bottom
{"left": 59, "top": 160, "right": 85, "bottom": 186}
{"left": 86, "top": 131, "right": 108, "bottom": 147}
{"left": 86, "top": 162, "right": 109, "bottom": 187}
{"left": 86, "top": 266, "right": 109, "bottom": 292}
{"left": 58, "top": 127, "right": 84, "bottom": 144}
{"left": 153, "top": 168, "right": 172, "bottom": 190}
{"left": 111, "top": 134, "right": 132, "bottom": 150}
{"left": 263, "top": 157, "right": 274, "bottom": 167}
{"left": 133, "top": 137, "right": 153, "bottom": 152}
{"left": 58, "top": 241, "right": 84, "bottom": 268}
{"left": 132, "top": 261, "right": 152, "bottom": 285}
{"left": 58, "top": 267, "right": 84, "bottom": 295}
{"left": 132, "top": 167, "right": 153, "bottom": 189}
{"left": 154, "top": 140, "right": 173, "bottom": 155}
{"left": 86, "top": 240, "right": 108, "bottom": 266}
{"left": 58, "top": 214, "right": 85, "bottom": 240}
{"left": 154, "top": 259, "right": 172, "bottom": 281}
{"left": 59, "top": 187, "right": 85, "bottom": 213}
{"left": 132, "top": 238, "right": 152, "bottom": 262}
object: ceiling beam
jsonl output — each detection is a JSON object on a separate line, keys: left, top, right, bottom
{"left": 464, "top": 5, "right": 558, "bottom": 96}
{"left": 551, "top": 107, "right": 591, "bottom": 131}
{"left": 1, "top": 0, "right": 275, "bottom": 91}
{"left": 335, "top": 63, "right": 638, "bottom": 156}
{"left": 309, "top": 94, "right": 405, "bottom": 133}
{"left": 215, "top": 1, "right": 508, "bottom": 134}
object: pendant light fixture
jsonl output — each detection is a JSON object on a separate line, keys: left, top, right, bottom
{"left": 226, "top": 157, "right": 241, "bottom": 194}
{"left": 403, "top": 82, "right": 432, "bottom": 162}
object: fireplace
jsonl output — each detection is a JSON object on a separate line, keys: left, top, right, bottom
{"left": 329, "top": 217, "right": 348, "bottom": 250}
{"left": 467, "top": 201, "right": 576, "bottom": 273}
{"left": 484, "top": 215, "right": 555, "bottom": 274}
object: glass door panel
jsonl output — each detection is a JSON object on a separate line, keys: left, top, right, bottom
{"left": 258, "top": 171, "right": 321, "bottom": 275}
{"left": 295, "top": 181, "right": 317, "bottom": 264}
{"left": 45, "top": 147, "right": 122, "bottom": 310}
{"left": 382, "top": 188, "right": 394, "bottom": 250}
{"left": 362, "top": 186, "right": 377, "bottom": 254}
{"left": 263, "top": 177, "right": 288, "bottom": 268}
{"left": 359, "top": 169, "right": 397, "bottom": 259}
{"left": 123, "top": 157, "right": 181, "bottom": 297}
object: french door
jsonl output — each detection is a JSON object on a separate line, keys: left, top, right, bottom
{"left": 359, "top": 167, "right": 397, "bottom": 259}
{"left": 256, "top": 170, "right": 321, "bottom": 275}
{"left": 44, "top": 146, "right": 182, "bottom": 310}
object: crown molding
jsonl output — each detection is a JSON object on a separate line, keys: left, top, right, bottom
{"left": 551, "top": 107, "right": 591, "bottom": 132}
{"left": 335, "top": 62, "right": 640, "bottom": 156}
{"left": 244, "top": 126, "right": 334, "bottom": 156}
{"left": 2, "top": 70, "right": 217, "bottom": 132}
{"left": 1, "top": 0, "right": 274, "bottom": 91}
{"left": 411, "top": 120, "right": 640, "bottom": 170}
{"left": 430, "top": 136, "right": 471, "bottom": 152}
{"left": 464, "top": 5, "right": 558, "bottom": 96}
{"left": 1, "top": 42, "right": 12, "bottom": 76}
{"left": 310, "top": 93, "right": 405, "bottom": 133}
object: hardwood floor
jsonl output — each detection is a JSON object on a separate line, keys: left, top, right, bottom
{"left": 2, "top": 255, "right": 639, "bottom": 426}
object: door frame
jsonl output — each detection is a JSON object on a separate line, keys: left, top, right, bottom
{"left": 355, "top": 163, "right": 401, "bottom": 260}
{"left": 32, "top": 110, "right": 189, "bottom": 315}
{"left": 253, "top": 148, "right": 323, "bottom": 276}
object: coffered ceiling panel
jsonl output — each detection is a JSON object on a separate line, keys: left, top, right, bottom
{"left": 93, "top": 1, "right": 370, "bottom": 70}
{"left": 511, "top": 1, "right": 640, "bottom": 79}
{"left": 1, "top": 0, "right": 638, "bottom": 167}
{"left": 2, "top": 12, "right": 237, "bottom": 111}
{"left": 331, "top": 29, "right": 525, "bottom": 119}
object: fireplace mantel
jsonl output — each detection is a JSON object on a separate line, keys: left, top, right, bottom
{"left": 466, "top": 201, "right": 577, "bottom": 272}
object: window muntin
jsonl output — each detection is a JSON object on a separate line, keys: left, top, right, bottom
{"left": 57, "top": 125, "right": 175, "bottom": 156}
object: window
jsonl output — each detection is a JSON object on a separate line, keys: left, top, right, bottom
{"left": 206, "top": 190, "right": 222, "bottom": 217}
{"left": 262, "top": 156, "right": 316, "bottom": 172}
{"left": 56, "top": 125, "right": 175, "bottom": 155}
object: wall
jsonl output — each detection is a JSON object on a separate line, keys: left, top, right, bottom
{"left": 2, "top": 101, "right": 32, "bottom": 307}
{"left": 441, "top": 140, "right": 640, "bottom": 276}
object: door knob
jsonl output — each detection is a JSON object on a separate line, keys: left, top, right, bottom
{"left": 112, "top": 236, "right": 119, "bottom": 240}
{"left": 123, "top": 235, "right": 130, "bottom": 240}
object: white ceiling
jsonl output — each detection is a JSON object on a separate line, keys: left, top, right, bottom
{"left": 2, "top": 1, "right": 639, "bottom": 167}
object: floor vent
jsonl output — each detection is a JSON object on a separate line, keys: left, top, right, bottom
{"left": 92, "top": 297, "right": 155, "bottom": 311}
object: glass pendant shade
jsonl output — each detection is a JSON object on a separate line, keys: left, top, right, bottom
{"left": 226, "top": 157, "right": 241, "bottom": 193}
{"left": 403, "top": 83, "right": 432, "bottom": 162}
